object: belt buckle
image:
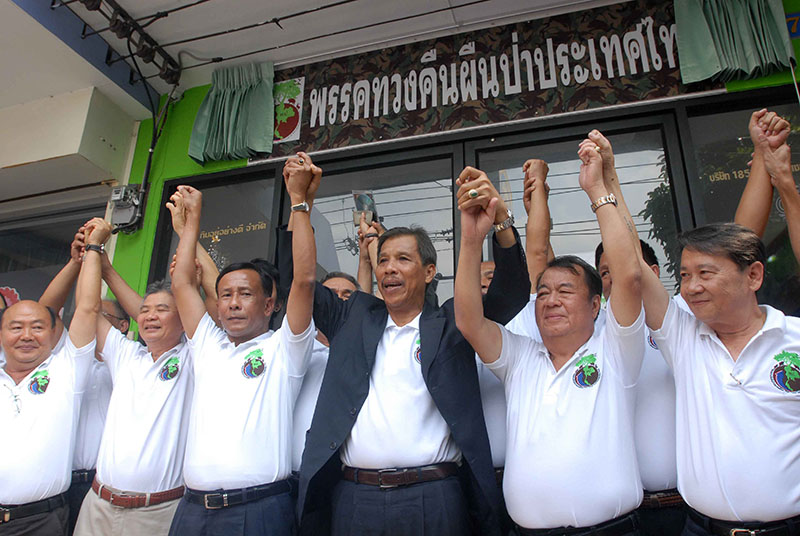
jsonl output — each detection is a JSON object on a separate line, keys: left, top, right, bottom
{"left": 378, "top": 468, "right": 402, "bottom": 489}
{"left": 1, "top": 507, "right": 9, "bottom": 523}
{"left": 730, "top": 530, "right": 758, "bottom": 536}
{"left": 203, "top": 493, "right": 228, "bottom": 510}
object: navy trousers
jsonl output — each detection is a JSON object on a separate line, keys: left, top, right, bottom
{"left": 330, "top": 476, "right": 470, "bottom": 536}
{"left": 637, "top": 506, "right": 686, "bottom": 536}
{"left": 167, "top": 490, "right": 296, "bottom": 536}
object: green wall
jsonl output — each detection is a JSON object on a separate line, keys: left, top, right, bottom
{"left": 113, "top": 84, "right": 247, "bottom": 303}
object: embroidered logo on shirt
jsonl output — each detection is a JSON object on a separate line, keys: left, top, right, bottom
{"left": 647, "top": 335, "right": 659, "bottom": 350}
{"left": 28, "top": 370, "right": 50, "bottom": 394}
{"left": 572, "top": 354, "right": 600, "bottom": 388}
{"left": 413, "top": 337, "right": 421, "bottom": 364}
{"left": 770, "top": 350, "right": 800, "bottom": 393}
{"left": 159, "top": 357, "right": 180, "bottom": 381}
{"left": 242, "top": 349, "right": 265, "bottom": 379}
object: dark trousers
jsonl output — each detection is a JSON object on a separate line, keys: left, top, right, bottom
{"left": 167, "top": 490, "right": 296, "bottom": 536}
{"left": 66, "top": 480, "right": 92, "bottom": 536}
{"left": 0, "top": 504, "right": 68, "bottom": 536}
{"left": 637, "top": 505, "right": 686, "bottom": 536}
{"left": 331, "top": 476, "right": 470, "bottom": 536}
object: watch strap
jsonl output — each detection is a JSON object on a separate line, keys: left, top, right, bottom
{"left": 85, "top": 244, "right": 104, "bottom": 254}
{"left": 493, "top": 209, "right": 515, "bottom": 232}
{"left": 590, "top": 193, "right": 618, "bottom": 213}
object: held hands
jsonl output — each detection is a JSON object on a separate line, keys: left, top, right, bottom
{"left": 357, "top": 212, "right": 382, "bottom": 258}
{"left": 84, "top": 218, "right": 112, "bottom": 246}
{"left": 522, "top": 159, "right": 549, "bottom": 214}
{"left": 577, "top": 138, "right": 607, "bottom": 199}
{"left": 71, "top": 227, "right": 86, "bottom": 261}
{"left": 750, "top": 109, "right": 791, "bottom": 151}
{"left": 283, "top": 151, "right": 322, "bottom": 205}
{"left": 166, "top": 190, "right": 187, "bottom": 236}
{"left": 171, "top": 185, "right": 202, "bottom": 223}
{"left": 455, "top": 166, "right": 508, "bottom": 225}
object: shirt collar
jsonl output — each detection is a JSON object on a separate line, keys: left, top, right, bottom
{"left": 220, "top": 329, "right": 274, "bottom": 350}
{"left": 385, "top": 311, "right": 422, "bottom": 332}
{"left": 698, "top": 305, "right": 784, "bottom": 338}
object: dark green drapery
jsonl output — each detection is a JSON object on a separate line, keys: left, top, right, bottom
{"left": 675, "top": 0, "right": 795, "bottom": 83}
{"left": 189, "top": 62, "right": 274, "bottom": 163}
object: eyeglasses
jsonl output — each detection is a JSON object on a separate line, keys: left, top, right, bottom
{"left": 101, "top": 311, "right": 127, "bottom": 322}
{"left": 3, "top": 385, "right": 20, "bottom": 416}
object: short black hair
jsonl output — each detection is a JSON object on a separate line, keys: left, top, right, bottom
{"left": 216, "top": 261, "right": 275, "bottom": 297}
{"left": 537, "top": 255, "right": 603, "bottom": 299}
{"left": 378, "top": 227, "right": 437, "bottom": 267}
{"left": 321, "top": 271, "right": 360, "bottom": 291}
{"left": 678, "top": 223, "right": 766, "bottom": 271}
{"left": 595, "top": 239, "right": 659, "bottom": 269}
{"left": 144, "top": 280, "right": 172, "bottom": 299}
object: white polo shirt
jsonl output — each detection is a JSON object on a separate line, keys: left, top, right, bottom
{"left": 183, "top": 313, "right": 315, "bottom": 490}
{"left": 73, "top": 359, "right": 112, "bottom": 471}
{"left": 0, "top": 336, "right": 94, "bottom": 504}
{"left": 487, "top": 306, "right": 645, "bottom": 529}
{"left": 292, "top": 338, "right": 329, "bottom": 471}
{"left": 651, "top": 300, "right": 800, "bottom": 522}
{"left": 341, "top": 313, "right": 461, "bottom": 468}
{"left": 96, "top": 329, "right": 193, "bottom": 492}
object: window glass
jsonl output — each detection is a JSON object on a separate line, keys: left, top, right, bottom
{"left": 312, "top": 158, "right": 455, "bottom": 302}
{"left": 477, "top": 129, "right": 679, "bottom": 294}
{"left": 689, "top": 104, "right": 800, "bottom": 313}
{"left": 162, "top": 179, "right": 275, "bottom": 279}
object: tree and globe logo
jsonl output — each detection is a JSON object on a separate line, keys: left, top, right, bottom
{"left": 242, "top": 349, "right": 266, "bottom": 379}
{"left": 573, "top": 354, "right": 601, "bottom": 388}
{"left": 771, "top": 350, "right": 800, "bottom": 393}
{"left": 159, "top": 357, "right": 181, "bottom": 382}
{"left": 28, "top": 370, "right": 50, "bottom": 395}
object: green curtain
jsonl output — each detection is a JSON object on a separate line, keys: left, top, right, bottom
{"left": 189, "top": 62, "right": 274, "bottom": 163}
{"left": 675, "top": 0, "right": 795, "bottom": 83}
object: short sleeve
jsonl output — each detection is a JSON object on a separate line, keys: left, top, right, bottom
{"left": 602, "top": 303, "right": 646, "bottom": 387}
{"left": 278, "top": 314, "right": 316, "bottom": 377}
{"left": 187, "top": 313, "right": 226, "bottom": 360}
{"left": 98, "top": 328, "right": 131, "bottom": 378}
{"left": 505, "top": 295, "right": 541, "bottom": 341}
{"left": 62, "top": 334, "right": 96, "bottom": 393}
{"left": 486, "top": 323, "right": 540, "bottom": 383}
{"left": 649, "top": 298, "right": 697, "bottom": 370}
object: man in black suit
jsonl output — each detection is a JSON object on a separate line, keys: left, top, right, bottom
{"left": 289, "top": 159, "right": 530, "bottom": 536}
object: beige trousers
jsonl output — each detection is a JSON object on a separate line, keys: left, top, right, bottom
{"left": 73, "top": 486, "right": 180, "bottom": 536}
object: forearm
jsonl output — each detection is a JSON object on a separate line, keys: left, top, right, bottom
{"left": 39, "top": 259, "right": 81, "bottom": 311}
{"left": 286, "top": 210, "right": 315, "bottom": 334}
{"left": 776, "top": 178, "right": 800, "bottom": 263}
{"left": 71, "top": 249, "right": 102, "bottom": 346}
{"left": 601, "top": 167, "right": 642, "bottom": 260}
{"left": 735, "top": 151, "right": 773, "bottom": 237}
{"left": 594, "top": 200, "right": 641, "bottom": 325}
{"left": 101, "top": 256, "right": 142, "bottom": 319}
{"left": 525, "top": 188, "right": 551, "bottom": 287}
{"left": 196, "top": 243, "right": 219, "bottom": 319}
{"left": 357, "top": 252, "right": 373, "bottom": 295}
{"left": 455, "top": 238, "right": 488, "bottom": 336}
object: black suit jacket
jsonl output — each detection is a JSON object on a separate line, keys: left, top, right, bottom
{"left": 284, "top": 228, "right": 530, "bottom": 535}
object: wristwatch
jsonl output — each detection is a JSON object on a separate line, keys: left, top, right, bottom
{"left": 291, "top": 201, "right": 310, "bottom": 213}
{"left": 590, "top": 194, "right": 618, "bottom": 213}
{"left": 493, "top": 208, "right": 515, "bottom": 232}
{"left": 85, "top": 244, "right": 104, "bottom": 254}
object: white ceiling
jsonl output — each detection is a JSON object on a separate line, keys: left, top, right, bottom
{"left": 0, "top": 0, "right": 626, "bottom": 120}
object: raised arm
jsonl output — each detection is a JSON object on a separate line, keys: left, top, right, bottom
{"left": 455, "top": 197, "right": 504, "bottom": 363}
{"left": 39, "top": 230, "right": 82, "bottom": 312}
{"left": 171, "top": 185, "right": 208, "bottom": 337}
{"left": 759, "top": 139, "right": 800, "bottom": 264}
{"left": 735, "top": 109, "right": 790, "bottom": 236}
{"left": 522, "top": 158, "right": 552, "bottom": 287}
{"left": 70, "top": 218, "right": 110, "bottom": 347}
{"left": 578, "top": 139, "right": 641, "bottom": 326}
{"left": 100, "top": 252, "right": 142, "bottom": 320}
{"left": 357, "top": 213, "right": 377, "bottom": 295}
{"left": 283, "top": 152, "right": 318, "bottom": 335}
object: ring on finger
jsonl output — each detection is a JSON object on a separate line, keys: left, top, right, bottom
{"left": 468, "top": 189, "right": 479, "bottom": 199}
{"left": 298, "top": 158, "right": 305, "bottom": 165}
{"left": 593, "top": 145, "right": 601, "bottom": 151}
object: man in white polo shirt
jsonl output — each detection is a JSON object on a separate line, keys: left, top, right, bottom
{"left": 168, "top": 154, "right": 317, "bottom": 536}
{"left": 73, "top": 278, "right": 192, "bottom": 536}
{"left": 456, "top": 140, "right": 645, "bottom": 535}
{"left": 640, "top": 221, "right": 800, "bottom": 535}
{"left": 0, "top": 217, "right": 107, "bottom": 535}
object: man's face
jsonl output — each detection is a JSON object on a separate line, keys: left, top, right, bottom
{"left": 217, "top": 269, "right": 273, "bottom": 343}
{"left": 1, "top": 301, "right": 56, "bottom": 369}
{"left": 535, "top": 266, "right": 599, "bottom": 340}
{"left": 480, "top": 261, "right": 496, "bottom": 296}
{"left": 376, "top": 235, "right": 436, "bottom": 312}
{"left": 679, "top": 248, "right": 763, "bottom": 328}
{"left": 101, "top": 301, "right": 129, "bottom": 334}
{"left": 597, "top": 252, "right": 659, "bottom": 300}
{"left": 323, "top": 277, "right": 357, "bottom": 301}
{"left": 136, "top": 292, "right": 183, "bottom": 350}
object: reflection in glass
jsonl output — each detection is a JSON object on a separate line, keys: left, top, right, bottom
{"left": 478, "top": 130, "right": 679, "bottom": 293}
{"left": 312, "top": 159, "right": 454, "bottom": 301}
{"left": 690, "top": 104, "right": 800, "bottom": 313}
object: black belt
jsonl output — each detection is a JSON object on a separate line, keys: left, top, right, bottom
{"left": 516, "top": 512, "right": 637, "bottom": 536}
{"left": 688, "top": 507, "right": 800, "bottom": 536}
{"left": 71, "top": 469, "right": 96, "bottom": 485}
{"left": 342, "top": 462, "right": 459, "bottom": 489}
{"left": 185, "top": 479, "right": 293, "bottom": 510}
{"left": 0, "top": 492, "right": 68, "bottom": 524}
{"left": 640, "top": 488, "right": 684, "bottom": 509}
